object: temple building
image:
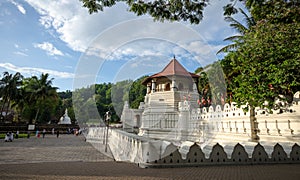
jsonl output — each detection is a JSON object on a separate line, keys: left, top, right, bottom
{"left": 121, "top": 57, "right": 202, "bottom": 141}
{"left": 88, "top": 57, "right": 300, "bottom": 167}
{"left": 121, "top": 57, "right": 300, "bottom": 144}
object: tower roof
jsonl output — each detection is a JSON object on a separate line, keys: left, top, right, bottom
{"left": 142, "top": 58, "right": 199, "bottom": 85}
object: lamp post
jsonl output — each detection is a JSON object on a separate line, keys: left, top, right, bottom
{"left": 104, "top": 111, "right": 111, "bottom": 152}
{"left": 103, "top": 114, "right": 106, "bottom": 144}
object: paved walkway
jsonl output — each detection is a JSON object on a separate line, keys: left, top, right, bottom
{"left": 0, "top": 134, "right": 300, "bottom": 179}
{"left": 0, "top": 134, "right": 112, "bottom": 164}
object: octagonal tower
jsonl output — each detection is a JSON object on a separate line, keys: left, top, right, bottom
{"left": 138, "top": 57, "right": 200, "bottom": 140}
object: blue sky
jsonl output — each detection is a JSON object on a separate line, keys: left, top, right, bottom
{"left": 0, "top": 0, "right": 240, "bottom": 91}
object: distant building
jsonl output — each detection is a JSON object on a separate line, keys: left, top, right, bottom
{"left": 58, "top": 108, "right": 71, "bottom": 125}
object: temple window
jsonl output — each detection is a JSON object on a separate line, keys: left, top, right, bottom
{"left": 165, "top": 83, "right": 171, "bottom": 91}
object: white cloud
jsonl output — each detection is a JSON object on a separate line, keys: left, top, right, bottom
{"left": 14, "top": 51, "right": 28, "bottom": 56}
{"left": 25, "top": 0, "right": 236, "bottom": 65}
{"left": 10, "top": 0, "right": 26, "bottom": 15}
{"left": 33, "top": 42, "right": 64, "bottom": 56}
{"left": 24, "top": 0, "right": 137, "bottom": 52}
{"left": 14, "top": 44, "right": 29, "bottom": 56}
{"left": 39, "top": 15, "right": 53, "bottom": 29}
{"left": 190, "top": 0, "right": 233, "bottom": 41}
{"left": 0, "top": 62, "right": 74, "bottom": 79}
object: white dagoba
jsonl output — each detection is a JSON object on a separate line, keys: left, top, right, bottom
{"left": 58, "top": 108, "right": 71, "bottom": 124}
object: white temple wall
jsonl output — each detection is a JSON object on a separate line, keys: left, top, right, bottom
{"left": 123, "top": 90, "right": 300, "bottom": 142}
{"left": 85, "top": 127, "right": 300, "bottom": 168}
{"left": 174, "top": 100, "right": 300, "bottom": 144}
{"left": 121, "top": 101, "right": 143, "bottom": 132}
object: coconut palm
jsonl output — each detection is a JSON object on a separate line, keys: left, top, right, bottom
{"left": 217, "top": 8, "right": 256, "bottom": 54}
{"left": 0, "top": 72, "right": 23, "bottom": 121}
{"left": 25, "top": 73, "right": 58, "bottom": 123}
{"left": 11, "top": 87, "right": 29, "bottom": 123}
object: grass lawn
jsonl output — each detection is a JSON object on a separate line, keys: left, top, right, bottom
{"left": 0, "top": 133, "right": 29, "bottom": 139}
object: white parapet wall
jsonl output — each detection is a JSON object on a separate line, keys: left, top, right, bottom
{"left": 86, "top": 127, "right": 300, "bottom": 168}
{"left": 86, "top": 127, "right": 178, "bottom": 163}
{"left": 193, "top": 101, "right": 300, "bottom": 143}
{"left": 85, "top": 98, "right": 300, "bottom": 167}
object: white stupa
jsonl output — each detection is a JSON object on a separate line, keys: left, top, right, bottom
{"left": 58, "top": 108, "right": 71, "bottom": 124}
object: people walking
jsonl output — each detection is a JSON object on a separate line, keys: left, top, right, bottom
{"left": 42, "top": 129, "right": 46, "bottom": 138}
{"left": 27, "top": 131, "right": 30, "bottom": 138}
{"left": 16, "top": 130, "right": 19, "bottom": 139}
{"left": 56, "top": 130, "right": 59, "bottom": 138}
{"left": 36, "top": 129, "right": 40, "bottom": 138}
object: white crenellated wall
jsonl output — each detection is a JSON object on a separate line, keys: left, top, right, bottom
{"left": 122, "top": 96, "right": 300, "bottom": 143}
{"left": 185, "top": 100, "right": 300, "bottom": 143}
{"left": 86, "top": 92, "right": 300, "bottom": 168}
{"left": 85, "top": 127, "right": 300, "bottom": 168}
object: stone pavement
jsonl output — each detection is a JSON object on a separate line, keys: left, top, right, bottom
{"left": 0, "top": 134, "right": 112, "bottom": 164}
{"left": 0, "top": 134, "right": 300, "bottom": 179}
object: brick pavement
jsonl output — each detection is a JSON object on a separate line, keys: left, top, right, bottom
{"left": 0, "top": 134, "right": 112, "bottom": 164}
{"left": 0, "top": 134, "right": 300, "bottom": 179}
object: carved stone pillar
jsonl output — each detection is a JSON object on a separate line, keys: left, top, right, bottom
{"left": 151, "top": 79, "right": 156, "bottom": 93}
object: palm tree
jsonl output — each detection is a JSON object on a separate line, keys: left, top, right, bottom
{"left": 11, "top": 87, "right": 28, "bottom": 123}
{"left": 217, "top": 8, "right": 256, "bottom": 54}
{"left": 25, "top": 73, "right": 58, "bottom": 123}
{"left": 0, "top": 72, "right": 23, "bottom": 121}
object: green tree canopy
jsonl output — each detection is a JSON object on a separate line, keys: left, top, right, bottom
{"left": 228, "top": 20, "right": 300, "bottom": 109}
{"left": 129, "top": 76, "right": 147, "bottom": 109}
{"left": 221, "top": 0, "right": 300, "bottom": 141}
{"left": 0, "top": 72, "right": 23, "bottom": 121}
{"left": 23, "top": 73, "right": 58, "bottom": 124}
{"left": 80, "top": 0, "right": 208, "bottom": 24}
{"left": 217, "top": 7, "right": 256, "bottom": 54}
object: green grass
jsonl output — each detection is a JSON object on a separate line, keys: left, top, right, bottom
{"left": 0, "top": 133, "right": 29, "bottom": 139}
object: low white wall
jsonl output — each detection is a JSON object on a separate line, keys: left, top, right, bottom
{"left": 86, "top": 127, "right": 300, "bottom": 168}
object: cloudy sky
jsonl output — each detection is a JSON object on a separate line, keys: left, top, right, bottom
{"left": 0, "top": 0, "right": 241, "bottom": 91}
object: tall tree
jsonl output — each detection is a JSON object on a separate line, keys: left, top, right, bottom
{"left": 111, "top": 80, "right": 131, "bottom": 119}
{"left": 0, "top": 72, "right": 23, "bottom": 121}
{"left": 217, "top": 8, "right": 256, "bottom": 54}
{"left": 129, "top": 76, "right": 147, "bottom": 109}
{"left": 11, "top": 88, "right": 27, "bottom": 123}
{"left": 196, "top": 62, "right": 226, "bottom": 107}
{"left": 223, "top": 0, "right": 300, "bottom": 141}
{"left": 24, "top": 73, "right": 58, "bottom": 123}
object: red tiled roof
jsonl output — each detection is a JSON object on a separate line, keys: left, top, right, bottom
{"left": 142, "top": 58, "right": 199, "bottom": 85}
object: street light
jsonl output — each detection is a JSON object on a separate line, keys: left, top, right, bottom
{"left": 104, "top": 111, "right": 111, "bottom": 152}
{"left": 103, "top": 113, "right": 106, "bottom": 144}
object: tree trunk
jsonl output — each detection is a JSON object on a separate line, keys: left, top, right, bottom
{"left": 5, "top": 98, "right": 11, "bottom": 122}
{"left": 34, "top": 108, "right": 40, "bottom": 123}
{"left": 0, "top": 95, "right": 8, "bottom": 121}
{"left": 0, "top": 99, "right": 6, "bottom": 114}
{"left": 250, "top": 106, "right": 260, "bottom": 142}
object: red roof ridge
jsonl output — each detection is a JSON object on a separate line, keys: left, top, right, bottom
{"left": 142, "top": 57, "right": 199, "bottom": 85}
{"left": 153, "top": 58, "right": 198, "bottom": 77}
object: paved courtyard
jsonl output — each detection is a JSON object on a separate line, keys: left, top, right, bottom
{"left": 0, "top": 134, "right": 300, "bottom": 179}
